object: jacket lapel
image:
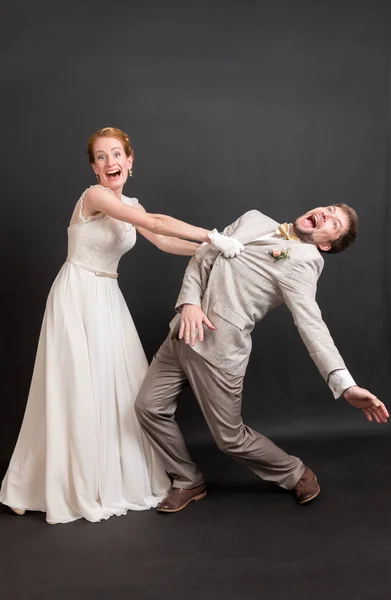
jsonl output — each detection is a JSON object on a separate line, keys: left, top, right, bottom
{"left": 231, "top": 210, "right": 279, "bottom": 244}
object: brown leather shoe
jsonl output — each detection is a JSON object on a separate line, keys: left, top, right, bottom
{"left": 295, "top": 466, "right": 320, "bottom": 504}
{"left": 156, "top": 484, "right": 207, "bottom": 513}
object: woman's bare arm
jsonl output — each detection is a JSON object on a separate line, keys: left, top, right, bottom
{"left": 84, "top": 186, "right": 210, "bottom": 242}
{"left": 134, "top": 203, "right": 199, "bottom": 256}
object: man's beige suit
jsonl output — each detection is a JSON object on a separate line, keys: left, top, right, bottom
{"left": 135, "top": 210, "right": 347, "bottom": 490}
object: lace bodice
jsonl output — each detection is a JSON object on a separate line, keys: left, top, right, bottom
{"left": 67, "top": 186, "right": 138, "bottom": 274}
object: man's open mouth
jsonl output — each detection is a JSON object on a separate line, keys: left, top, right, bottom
{"left": 305, "top": 214, "right": 317, "bottom": 228}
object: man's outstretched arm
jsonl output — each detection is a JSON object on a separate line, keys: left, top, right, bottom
{"left": 343, "top": 386, "right": 388, "bottom": 423}
{"left": 279, "top": 262, "right": 388, "bottom": 424}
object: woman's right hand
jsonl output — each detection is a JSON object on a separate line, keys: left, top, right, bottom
{"left": 207, "top": 229, "right": 245, "bottom": 258}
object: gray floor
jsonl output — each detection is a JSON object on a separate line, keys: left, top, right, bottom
{"left": 1, "top": 433, "right": 391, "bottom": 600}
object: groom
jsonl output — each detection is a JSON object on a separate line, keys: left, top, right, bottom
{"left": 135, "top": 204, "right": 388, "bottom": 512}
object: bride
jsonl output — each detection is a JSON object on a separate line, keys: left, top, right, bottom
{"left": 0, "top": 127, "right": 243, "bottom": 524}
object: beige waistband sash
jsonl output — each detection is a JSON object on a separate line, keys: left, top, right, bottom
{"left": 67, "top": 260, "right": 118, "bottom": 279}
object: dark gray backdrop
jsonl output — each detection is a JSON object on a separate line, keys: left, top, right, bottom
{"left": 1, "top": 0, "right": 390, "bottom": 461}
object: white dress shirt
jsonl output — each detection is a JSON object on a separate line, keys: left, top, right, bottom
{"left": 252, "top": 227, "right": 356, "bottom": 399}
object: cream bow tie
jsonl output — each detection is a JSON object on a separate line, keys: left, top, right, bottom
{"left": 275, "top": 222, "right": 300, "bottom": 242}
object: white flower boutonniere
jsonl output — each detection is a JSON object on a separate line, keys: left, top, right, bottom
{"left": 269, "top": 248, "right": 290, "bottom": 261}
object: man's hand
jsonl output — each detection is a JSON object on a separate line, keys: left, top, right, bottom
{"left": 343, "top": 385, "right": 389, "bottom": 423}
{"left": 178, "top": 304, "right": 216, "bottom": 346}
{"left": 207, "top": 229, "right": 245, "bottom": 258}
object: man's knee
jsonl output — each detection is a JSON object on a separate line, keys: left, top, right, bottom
{"left": 134, "top": 377, "right": 167, "bottom": 425}
{"left": 214, "top": 428, "right": 246, "bottom": 455}
{"left": 134, "top": 388, "right": 152, "bottom": 423}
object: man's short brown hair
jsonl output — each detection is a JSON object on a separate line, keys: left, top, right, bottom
{"left": 321, "top": 203, "right": 359, "bottom": 254}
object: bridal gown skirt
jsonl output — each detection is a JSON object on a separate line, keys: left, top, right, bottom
{"left": 0, "top": 261, "right": 170, "bottom": 523}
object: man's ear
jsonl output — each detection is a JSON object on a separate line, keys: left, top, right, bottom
{"left": 318, "top": 242, "right": 331, "bottom": 252}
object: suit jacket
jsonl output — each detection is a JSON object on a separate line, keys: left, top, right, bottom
{"left": 169, "top": 210, "right": 346, "bottom": 380}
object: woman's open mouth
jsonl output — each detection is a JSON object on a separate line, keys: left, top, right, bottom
{"left": 106, "top": 169, "right": 121, "bottom": 181}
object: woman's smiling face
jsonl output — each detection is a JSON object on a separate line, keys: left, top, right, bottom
{"left": 91, "top": 136, "right": 133, "bottom": 192}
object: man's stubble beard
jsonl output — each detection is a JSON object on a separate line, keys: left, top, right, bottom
{"left": 292, "top": 220, "right": 316, "bottom": 245}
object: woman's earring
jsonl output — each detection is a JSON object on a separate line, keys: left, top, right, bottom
{"left": 96, "top": 174, "right": 100, "bottom": 182}
{"left": 128, "top": 168, "right": 133, "bottom": 177}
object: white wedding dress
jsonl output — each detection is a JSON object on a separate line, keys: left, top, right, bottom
{"left": 0, "top": 186, "right": 170, "bottom": 523}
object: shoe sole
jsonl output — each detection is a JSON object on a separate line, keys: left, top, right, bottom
{"left": 297, "top": 479, "right": 320, "bottom": 505}
{"left": 156, "top": 491, "right": 207, "bottom": 513}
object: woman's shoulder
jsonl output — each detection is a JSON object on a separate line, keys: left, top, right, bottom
{"left": 83, "top": 184, "right": 116, "bottom": 200}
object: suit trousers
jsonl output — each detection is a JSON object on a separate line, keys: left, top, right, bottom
{"left": 135, "top": 334, "right": 305, "bottom": 490}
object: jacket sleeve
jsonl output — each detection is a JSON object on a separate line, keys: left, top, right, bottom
{"left": 278, "top": 260, "right": 347, "bottom": 383}
{"left": 174, "top": 218, "right": 242, "bottom": 311}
